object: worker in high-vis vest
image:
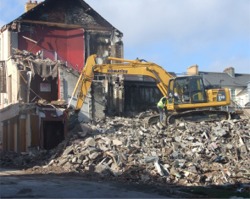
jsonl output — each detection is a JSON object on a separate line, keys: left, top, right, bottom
{"left": 157, "top": 96, "right": 168, "bottom": 124}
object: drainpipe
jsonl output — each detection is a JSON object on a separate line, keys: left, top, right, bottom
{"left": 86, "top": 32, "right": 90, "bottom": 58}
{"left": 26, "top": 71, "right": 32, "bottom": 102}
{"left": 54, "top": 51, "right": 58, "bottom": 61}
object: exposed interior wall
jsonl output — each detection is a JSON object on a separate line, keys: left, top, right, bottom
{"left": 85, "top": 31, "right": 123, "bottom": 62}
{"left": 91, "top": 81, "right": 106, "bottom": 120}
{"left": 16, "top": 0, "right": 123, "bottom": 70}
{"left": 90, "top": 75, "right": 162, "bottom": 119}
{"left": 18, "top": 26, "right": 85, "bottom": 71}
{"left": 11, "top": 32, "right": 18, "bottom": 54}
{"left": 124, "top": 81, "right": 161, "bottom": 112}
{"left": 19, "top": 71, "right": 28, "bottom": 103}
{"left": 59, "top": 66, "right": 91, "bottom": 123}
{"left": 108, "top": 75, "right": 124, "bottom": 115}
{"left": 110, "top": 31, "right": 123, "bottom": 58}
{"left": 29, "top": 75, "right": 58, "bottom": 103}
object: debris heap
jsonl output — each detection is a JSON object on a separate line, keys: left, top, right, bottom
{"left": 1, "top": 116, "right": 250, "bottom": 186}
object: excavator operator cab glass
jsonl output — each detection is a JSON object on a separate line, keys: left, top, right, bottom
{"left": 188, "top": 77, "right": 207, "bottom": 103}
{"left": 168, "top": 79, "right": 175, "bottom": 103}
{"left": 169, "top": 76, "right": 207, "bottom": 104}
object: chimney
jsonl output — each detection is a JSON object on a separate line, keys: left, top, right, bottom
{"left": 25, "top": 0, "right": 38, "bottom": 12}
{"left": 187, "top": 64, "right": 199, "bottom": 75}
{"left": 223, "top": 67, "right": 235, "bottom": 78}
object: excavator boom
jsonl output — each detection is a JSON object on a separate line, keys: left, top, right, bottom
{"left": 69, "top": 54, "right": 232, "bottom": 124}
{"left": 73, "top": 54, "right": 173, "bottom": 111}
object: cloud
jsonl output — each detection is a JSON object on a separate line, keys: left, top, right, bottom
{"left": 88, "top": 0, "right": 250, "bottom": 45}
{"left": 87, "top": 0, "right": 250, "bottom": 73}
{"left": 1, "top": 0, "right": 249, "bottom": 73}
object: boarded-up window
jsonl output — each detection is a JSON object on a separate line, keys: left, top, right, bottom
{"left": 0, "top": 61, "right": 6, "bottom": 93}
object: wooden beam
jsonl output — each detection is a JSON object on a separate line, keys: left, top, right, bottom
{"left": 22, "top": 36, "right": 38, "bottom": 44}
{"left": 19, "top": 116, "right": 26, "bottom": 152}
{"left": 20, "top": 19, "right": 82, "bottom": 29}
{"left": 19, "top": 19, "right": 112, "bottom": 31}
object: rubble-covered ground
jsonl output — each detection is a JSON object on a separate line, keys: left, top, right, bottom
{"left": 1, "top": 113, "right": 250, "bottom": 198}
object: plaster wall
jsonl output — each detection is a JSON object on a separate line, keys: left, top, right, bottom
{"left": 5, "top": 59, "right": 19, "bottom": 105}
{"left": 0, "top": 30, "right": 11, "bottom": 60}
{"left": 0, "top": 59, "right": 19, "bottom": 109}
{"left": 59, "top": 67, "right": 91, "bottom": 122}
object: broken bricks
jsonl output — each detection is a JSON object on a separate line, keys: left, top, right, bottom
{"left": 0, "top": 115, "right": 249, "bottom": 187}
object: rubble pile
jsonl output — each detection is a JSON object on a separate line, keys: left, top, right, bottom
{"left": 1, "top": 116, "right": 250, "bottom": 186}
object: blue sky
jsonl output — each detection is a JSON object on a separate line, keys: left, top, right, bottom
{"left": 1, "top": 0, "right": 250, "bottom": 74}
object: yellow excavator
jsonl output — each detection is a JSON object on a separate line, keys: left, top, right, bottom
{"left": 69, "top": 54, "right": 231, "bottom": 124}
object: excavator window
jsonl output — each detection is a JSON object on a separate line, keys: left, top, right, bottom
{"left": 169, "top": 76, "right": 207, "bottom": 104}
{"left": 168, "top": 79, "right": 174, "bottom": 103}
{"left": 189, "top": 77, "right": 207, "bottom": 103}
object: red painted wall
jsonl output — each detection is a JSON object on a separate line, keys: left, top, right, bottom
{"left": 18, "top": 26, "right": 85, "bottom": 71}
{"left": 67, "top": 29, "right": 85, "bottom": 71}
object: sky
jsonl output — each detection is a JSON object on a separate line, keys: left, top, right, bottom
{"left": 0, "top": 0, "right": 250, "bottom": 74}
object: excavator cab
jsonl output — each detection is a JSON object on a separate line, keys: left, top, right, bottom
{"left": 166, "top": 75, "right": 231, "bottom": 123}
{"left": 168, "top": 76, "right": 207, "bottom": 105}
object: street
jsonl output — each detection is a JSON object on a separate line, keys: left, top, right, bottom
{"left": 0, "top": 168, "right": 169, "bottom": 198}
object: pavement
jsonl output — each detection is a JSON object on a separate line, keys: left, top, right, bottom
{"left": 0, "top": 168, "right": 170, "bottom": 198}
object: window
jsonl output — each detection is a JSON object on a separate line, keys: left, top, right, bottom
{"left": 189, "top": 78, "right": 206, "bottom": 103}
{"left": 0, "top": 61, "right": 6, "bottom": 93}
{"left": 173, "top": 77, "right": 206, "bottom": 104}
{"left": 8, "top": 75, "right": 12, "bottom": 103}
{"left": 230, "top": 88, "right": 236, "bottom": 100}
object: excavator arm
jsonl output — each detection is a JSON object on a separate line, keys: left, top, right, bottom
{"left": 68, "top": 54, "right": 97, "bottom": 111}
{"left": 71, "top": 54, "right": 173, "bottom": 111}
{"left": 69, "top": 54, "right": 233, "bottom": 124}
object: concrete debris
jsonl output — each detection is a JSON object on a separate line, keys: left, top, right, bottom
{"left": 1, "top": 114, "right": 250, "bottom": 187}
{"left": 12, "top": 48, "right": 61, "bottom": 79}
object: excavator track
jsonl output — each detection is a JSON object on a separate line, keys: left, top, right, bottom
{"left": 144, "top": 114, "right": 160, "bottom": 126}
{"left": 167, "top": 110, "right": 230, "bottom": 124}
{"left": 144, "top": 110, "right": 230, "bottom": 126}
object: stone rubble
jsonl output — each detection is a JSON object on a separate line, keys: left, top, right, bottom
{"left": 1, "top": 115, "right": 250, "bottom": 187}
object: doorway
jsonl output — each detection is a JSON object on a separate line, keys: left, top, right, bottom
{"left": 43, "top": 121, "right": 64, "bottom": 150}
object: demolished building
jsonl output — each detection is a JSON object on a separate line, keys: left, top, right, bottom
{"left": 0, "top": 0, "right": 165, "bottom": 153}
{"left": 0, "top": 0, "right": 124, "bottom": 152}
